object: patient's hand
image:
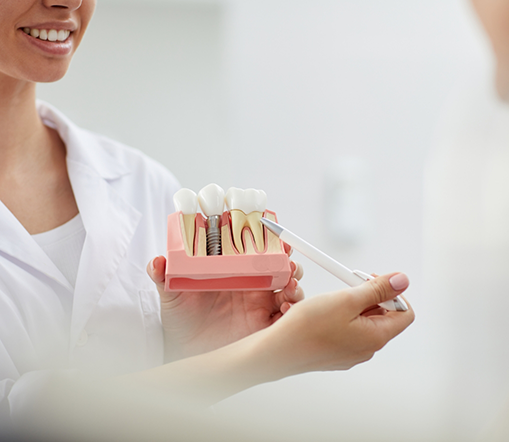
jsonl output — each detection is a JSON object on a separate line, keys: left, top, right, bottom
{"left": 147, "top": 254, "right": 304, "bottom": 362}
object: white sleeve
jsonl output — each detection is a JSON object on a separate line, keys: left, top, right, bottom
{"left": 0, "top": 338, "right": 77, "bottom": 426}
{"left": 0, "top": 337, "right": 20, "bottom": 420}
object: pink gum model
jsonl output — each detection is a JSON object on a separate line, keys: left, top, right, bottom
{"left": 165, "top": 210, "right": 292, "bottom": 292}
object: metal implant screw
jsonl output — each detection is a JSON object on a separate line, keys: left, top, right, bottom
{"left": 206, "top": 215, "right": 222, "bottom": 256}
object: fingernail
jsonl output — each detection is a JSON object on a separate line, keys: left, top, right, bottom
{"left": 389, "top": 273, "right": 409, "bottom": 291}
{"left": 150, "top": 257, "right": 158, "bottom": 273}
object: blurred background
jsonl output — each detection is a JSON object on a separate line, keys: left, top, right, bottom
{"left": 38, "top": 0, "right": 509, "bottom": 440}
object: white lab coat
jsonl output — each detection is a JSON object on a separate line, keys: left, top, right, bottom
{"left": 0, "top": 102, "right": 179, "bottom": 420}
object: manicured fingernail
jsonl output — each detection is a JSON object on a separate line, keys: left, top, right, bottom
{"left": 389, "top": 273, "right": 409, "bottom": 291}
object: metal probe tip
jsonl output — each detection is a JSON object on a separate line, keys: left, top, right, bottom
{"left": 260, "top": 218, "right": 284, "bottom": 237}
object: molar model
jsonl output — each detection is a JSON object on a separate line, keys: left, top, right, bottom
{"left": 165, "top": 184, "right": 292, "bottom": 292}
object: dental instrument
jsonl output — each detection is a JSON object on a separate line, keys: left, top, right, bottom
{"left": 260, "top": 218, "right": 408, "bottom": 312}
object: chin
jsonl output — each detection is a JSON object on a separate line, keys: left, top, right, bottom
{"left": 23, "top": 65, "right": 70, "bottom": 84}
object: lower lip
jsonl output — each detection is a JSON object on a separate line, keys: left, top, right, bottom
{"left": 20, "top": 29, "right": 73, "bottom": 56}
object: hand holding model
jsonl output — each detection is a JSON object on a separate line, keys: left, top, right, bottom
{"left": 142, "top": 185, "right": 414, "bottom": 405}
{"left": 149, "top": 255, "right": 304, "bottom": 362}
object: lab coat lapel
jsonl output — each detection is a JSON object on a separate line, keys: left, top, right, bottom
{"left": 67, "top": 159, "right": 141, "bottom": 348}
{"left": 0, "top": 201, "right": 73, "bottom": 292}
{"left": 35, "top": 101, "right": 142, "bottom": 347}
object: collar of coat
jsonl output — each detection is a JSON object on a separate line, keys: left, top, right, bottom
{"left": 37, "top": 100, "right": 131, "bottom": 181}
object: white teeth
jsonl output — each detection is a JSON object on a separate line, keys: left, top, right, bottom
{"left": 48, "top": 30, "right": 58, "bottom": 42}
{"left": 23, "top": 28, "right": 70, "bottom": 42}
{"left": 225, "top": 188, "right": 267, "bottom": 254}
{"left": 57, "top": 30, "right": 67, "bottom": 41}
{"left": 198, "top": 184, "right": 225, "bottom": 217}
{"left": 225, "top": 188, "right": 267, "bottom": 214}
{"left": 173, "top": 188, "right": 198, "bottom": 215}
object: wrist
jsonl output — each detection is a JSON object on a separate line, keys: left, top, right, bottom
{"left": 248, "top": 315, "right": 310, "bottom": 380}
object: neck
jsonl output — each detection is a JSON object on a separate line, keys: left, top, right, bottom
{"left": 0, "top": 74, "right": 54, "bottom": 174}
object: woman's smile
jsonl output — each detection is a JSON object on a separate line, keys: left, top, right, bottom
{"left": 0, "top": 0, "right": 95, "bottom": 82}
{"left": 18, "top": 23, "right": 75, "bottom": 56}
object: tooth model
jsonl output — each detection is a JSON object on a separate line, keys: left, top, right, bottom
{"left": 198, "top": 183, "right": 225, "bottom": 256}
{"left": 165, "top": 184, "right": 292, "bottom": 292}
{"left": 225, "top": 188, "right": 267, "bottom": 254}
{"left": 173, "top": 188, "right": 198, "bottom": 257}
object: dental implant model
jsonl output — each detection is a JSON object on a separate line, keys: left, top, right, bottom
{"left": 165, "top": 184, "right": 292, "bottom": 292}
{"left": 198, "top": 184, "right": 224, "bottom": 256}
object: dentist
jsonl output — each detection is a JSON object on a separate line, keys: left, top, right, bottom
{"left": 0, "top": 0, "right": 414, "bottom": 432}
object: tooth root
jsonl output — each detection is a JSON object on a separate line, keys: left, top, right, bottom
{"left": 230, "top": 210, "right": 246, "bottom": 254}
{"left": 196, "top": 227, "right": 207, "bottom": 257}
{"left": 221, "top": 224, "right": 236, "bottom": 255}
{"left": 264, "top": 212, "right": 284, "bottom": 253}
{"left": 180, "top": 214, "right": 196, "bottom": 257}
{"left": 246, "top": 212, "right": 264, "bottom": 252}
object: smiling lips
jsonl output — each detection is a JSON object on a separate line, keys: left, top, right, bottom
{"left": 22, "top": 27, "right": 71, "bottom": 42}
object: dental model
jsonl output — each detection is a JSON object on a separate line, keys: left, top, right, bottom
{"left": 165, "top": 184, "right": 292, "bottom": 292}
{"left": 173, "top": 188, "right": 198, "bottom": 257}
{"left": 225, "top": 188, "right": 267, "bottom": 254}
{"left": 198, "top": 184, "right": 225, "bottom": 256}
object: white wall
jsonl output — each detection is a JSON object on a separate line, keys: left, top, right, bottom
{"left": 38, "top": 0, "right": 490, "bottom": 440}
{"left": 218, "top": 2, "right": 488, "bottom": 441}
{"left": 38, "top": 0, "right": 229, "bottom": 190}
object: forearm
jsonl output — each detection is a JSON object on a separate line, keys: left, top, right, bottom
{"left": 123, "top": 326, "right": 294, "bottom": 407}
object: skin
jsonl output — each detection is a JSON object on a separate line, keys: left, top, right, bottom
{"left": 0, "top": 0, "right": 95, "bottom": 234}
{"left": 131, "top": 271, "right": 413, "bottom": 406}
{"left": 0, "top": 0, "right": 415, "bottom": 415}
{"left": 471, "top": 0, "right": 509, "bottom": 100}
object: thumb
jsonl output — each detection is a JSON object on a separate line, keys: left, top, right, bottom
{"left": 146, "top": 255, "right": 166, "bottom": 290}
{"left": 349, "top": 273, "right": 410, "bottom": 312}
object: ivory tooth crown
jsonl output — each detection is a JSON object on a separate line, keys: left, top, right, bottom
{"left": 198, "top": 183, "right": 225, "bottom": 217}
{"left": 166, "top": 184, "right": 291, "bottom": 292}
{"left": 173, "top": 188, "right": 198, "bottom": 215}
{"left": 225, "top": 188, "right": 267, "bottom": 214}
{"left": 198, "top": 184, "right": 225, "bottom": 256}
